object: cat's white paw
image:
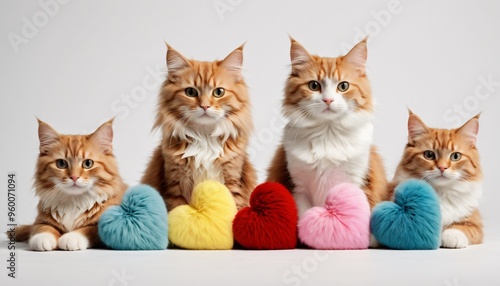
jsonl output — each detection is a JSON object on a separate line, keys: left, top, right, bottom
{"left": 29, "top": 232, "right": 58, "bottom": 251}
{"left": 58, "top": 232, "right": 89, "bottom": 251}
{"left": 441, "top": 229, "right": 469, "bottom": 249}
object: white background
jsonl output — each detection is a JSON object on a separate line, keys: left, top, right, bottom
{"left": 0, "top": 0, "right": 499, "bottom": 285}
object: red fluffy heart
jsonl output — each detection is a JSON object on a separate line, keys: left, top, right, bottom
{"left": 233, "top": 182, "right": 298, "bottom": 250}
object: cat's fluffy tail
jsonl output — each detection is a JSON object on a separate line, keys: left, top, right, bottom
{"left": 6, "top": 225, "right": 31, "bottom": 242}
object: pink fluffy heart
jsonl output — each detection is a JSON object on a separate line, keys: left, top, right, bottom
{"left": 298, "top": 183, "right": 370, "bottom": 250}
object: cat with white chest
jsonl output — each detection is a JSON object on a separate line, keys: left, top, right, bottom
{"left": 11, "top": 120, "right": 127, "bottom": 251}
{"left": 267, "top": 38, "right": 388, "bottom": 217}
{"left": 389, "top": 112, "right": 483, "bottom": 248}
{"left": 142, "top": 44, "right": 257, "bottom": 211}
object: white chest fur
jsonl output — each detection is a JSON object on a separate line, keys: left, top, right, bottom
{"left": 181, "top": 130, "right": 225, "bottom": 185}
{"left": 433, "top": 181, "right": 482, "bottom": 227}
{"left": 42, "top": 190, "right": 108, "bottom": 231}
{"left": 284, "top": 117, "right": 373, "bottom": 208}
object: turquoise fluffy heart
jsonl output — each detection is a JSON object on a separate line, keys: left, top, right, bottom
{"left": 98, "top": 184, "right": 168, "bottom": 250}
{"left": 370, "top": 179, "right": 441, "bottom": 250}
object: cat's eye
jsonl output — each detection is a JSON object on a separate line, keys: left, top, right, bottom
{"left": 308, "top": 81, "right": 321, "bottom": 91}
{"left": 55, "top": 159, "right": 68, "bottom": 169}
{"left": 185, "top": 87, "right": 198, "bottom": 97}
{"left": 337, "top": 81, "right": 350, "bottom": 92}
{"left": 82, "top": 159, "right": 94, "bottom": 169}
{"left": 450, "top": 152, "right": 462, "bottom": 162}
{"left": 213, "top": 87, "right": 225, "bottom": 98}
{"left": 423, "top": 150, "right": 436, "bottom": 160}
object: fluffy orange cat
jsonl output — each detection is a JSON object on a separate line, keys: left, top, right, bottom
{"left": 11, "top": 120, "right": 127, "bottom": 251}
{"left": 142, "top": 44, "right": 256, "bottom": 211}
{"left": 390, "top": 112, "right": 483, "bottom": 248}
{"left": 267, "top": 38, "right": 388, "bottom": 217}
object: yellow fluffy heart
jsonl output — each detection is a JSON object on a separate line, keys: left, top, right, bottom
{"left": 168, "top": 180, "right": 237, "bottom": 250}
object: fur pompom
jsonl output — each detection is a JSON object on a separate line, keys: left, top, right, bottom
{"left": 233, "top": 182, "right": 298, "bottom": 250}
{"left": 370, "top": 179, "right": 441, "bottom": 250}
{"left": 98, "top": 184, "right": 168, "bottom": 250}
{"left": 168, "top": 180, "right": 237, "bottom": 250}
{"left": 298, "top": 183, "right": 370, "bottom": 250}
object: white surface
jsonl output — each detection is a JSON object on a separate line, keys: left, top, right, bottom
{"left": 1, "top": 238, "right": 500, "bottom": 286}
{"left": 1, "top": 0, "right": 499, "bottom": 285}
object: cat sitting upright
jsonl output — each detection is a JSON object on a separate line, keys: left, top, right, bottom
{"left": 267, "top": 38, "right": 388, "bottom": 217}
{"left": 142, "top": 44, "right": 257, "bottom": 211}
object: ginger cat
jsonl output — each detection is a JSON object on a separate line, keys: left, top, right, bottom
{"left": 390, "top": 112, "right": 483, "bottom": 248}
{"left": 267, "top": 38, "right": 388, "bottom": 217}
{"left": 10, "top": 120, "right": 127, "bottom": 251}
{"left": 142, "top": 44, "right": 256, "bottom": 211}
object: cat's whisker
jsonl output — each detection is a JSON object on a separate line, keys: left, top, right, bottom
{"left": 169, "top": 115, "right": 192, "bottom": 147}
{"left": 421, "top": 174, "right": 433, "bottom": 183}
{"left": 287, "top": 108, "right": 310, "bottom": 129}
{"left": 287, "top": 109, "right": 311, "bottom": 146}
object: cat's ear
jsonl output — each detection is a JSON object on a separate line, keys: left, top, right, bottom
{"left": 290, "top": 37, "right": 313, "bottom": 75}
{"left": 456, "top": 114, "right": 480, "bottom": 147}
{"left": 220, "top": 44, "right": 244, "bottom": 82}
{"left": 91, "top": 119, "right": 114, "bottom": 154}
{"left": 38, "top": 119, "right": 60, "bottom": 155}
{"left": 166, "top": 43, "right": 191, "bottom": 76}
{"left": 343, "top": 38, "right": 368, "bottom": 75}
{"left": 407, "top": 111, "right": 430, "bottom": 142}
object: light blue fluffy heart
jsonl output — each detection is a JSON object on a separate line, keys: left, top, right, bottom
{"left": 98, "top": 184, "right": 168, "bottom": 250}
{"left": 370, "top": 179, "right": 441, "bottom": 250}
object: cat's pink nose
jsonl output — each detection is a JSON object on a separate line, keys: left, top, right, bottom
{"left": 70, "top": 176, "right": 79, "bottom": 182}
{"left": 438, "top": 166, "right": 448, "bottom": 173}
{"left": 201, "top": 106, "right": 211, "bottom": 111}
{"left": 323, "top": 98, "right": 334, "bottom": 105}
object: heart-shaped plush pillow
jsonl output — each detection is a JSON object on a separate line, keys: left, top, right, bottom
{"left": 98, "top": 184, "right": 168, "bottom": 250}
{"left": 168, "top": 180, "right": 237, "bottom": 250}
{"left": 233, "top": 182, "right": 298, "bottom": 250}
{"left": 370, "top": 179, "right": 441, "bottom": 250}
{"left": 298, "top": 183, "right": 370, "bottom": 250}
